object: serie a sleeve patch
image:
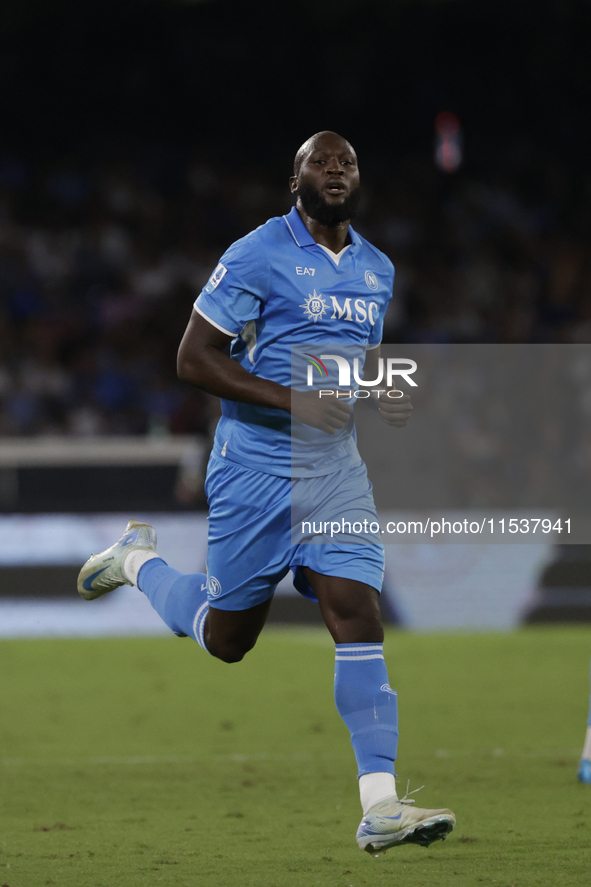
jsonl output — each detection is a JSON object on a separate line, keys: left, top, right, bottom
{"left": 204, "top": 263, "right": 228, "bottom": 294}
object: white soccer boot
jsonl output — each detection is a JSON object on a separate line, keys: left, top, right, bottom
{"left": 356, "top": 790, "right": 456, "bottom": 857}
{"left": 77, "top": 520, "right": 157, "bottom": 600}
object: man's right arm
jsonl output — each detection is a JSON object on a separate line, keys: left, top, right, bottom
{"left": 177, "top": 309, "right": 350, "bottom": 434}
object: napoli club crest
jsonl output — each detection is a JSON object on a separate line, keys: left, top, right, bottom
{"left": 365, "top": 270, "right": 379, "bottom": 291}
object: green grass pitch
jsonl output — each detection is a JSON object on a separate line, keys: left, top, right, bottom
{"left": 1, "top": 626, "right": 590, "bottom": 887}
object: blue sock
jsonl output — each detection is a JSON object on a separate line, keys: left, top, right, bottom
{"left": 138, "top": 558, "right": 210, "bottom": 652}
{"left": 334, "top": 643, "right": 398, "bottom": 777}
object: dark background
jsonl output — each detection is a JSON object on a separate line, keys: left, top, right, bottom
{"left": 1, "top": 0, "right": 590, "bottom": 439}
{"left": 2, "top": 0, "right": 590, "bottom": 168}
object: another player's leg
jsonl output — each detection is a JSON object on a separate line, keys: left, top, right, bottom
{"left": 305, "top": 567, "right": 455, "bottom": 856}
{"left": 578, "top": 659, "right": 591, "bottom": 784}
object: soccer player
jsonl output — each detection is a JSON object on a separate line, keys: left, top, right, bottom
{"left": 579, "top": 660, "right": 591, "bottom": 783}
{"left": 77, "top": 131, "right": 456, "bottom": 855}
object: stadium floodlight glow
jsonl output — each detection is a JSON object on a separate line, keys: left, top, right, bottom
{"left": 434, "top": 111, "right": 463, "bottom": 173}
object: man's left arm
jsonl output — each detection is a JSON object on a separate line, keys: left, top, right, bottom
{"left": 364, "top": 346, "right": 413, "bottom": 427}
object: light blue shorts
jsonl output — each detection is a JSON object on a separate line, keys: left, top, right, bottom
{"left": 204, "top": 453, "right": 385, "bottom": 611}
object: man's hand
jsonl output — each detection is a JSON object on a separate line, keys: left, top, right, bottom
{"left": 377, "top": 390, "right": 413, "bottom": 427}
{"left": 291, "top": 389, "right": 352, "bottom": 434}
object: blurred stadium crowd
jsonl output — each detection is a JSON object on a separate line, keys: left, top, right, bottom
{"left": 0, "top": 136, "right": 590, "bottom": 438}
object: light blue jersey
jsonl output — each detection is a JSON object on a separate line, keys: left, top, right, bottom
{"left": 195, "top": 205, "right": 394, "bottom": 477}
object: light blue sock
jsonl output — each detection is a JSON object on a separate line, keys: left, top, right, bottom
{"left": 138, "top": 558, "right": 210, "bottom": 651}
{"left": 334, "top": 643, "right": 398, "bottom": 777}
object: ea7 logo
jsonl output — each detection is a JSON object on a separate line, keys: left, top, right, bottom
{"left": 306, "top": 355, "right": 418, "bottom": 387}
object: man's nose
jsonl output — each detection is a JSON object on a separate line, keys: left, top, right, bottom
{"left": 326, "top": 160, "right": 344, "bottom": 174}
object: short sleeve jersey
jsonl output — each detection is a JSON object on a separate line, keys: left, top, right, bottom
{"left": 194, "top": 205, "right": 394, "bottom": 477}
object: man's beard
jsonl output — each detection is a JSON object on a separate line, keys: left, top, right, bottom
{"left": 297, "top": 180, "right": 361, "bottom": 227}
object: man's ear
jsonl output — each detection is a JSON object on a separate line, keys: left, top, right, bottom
{"left": 289, "top": 176, "right": 298, "bottom": 194}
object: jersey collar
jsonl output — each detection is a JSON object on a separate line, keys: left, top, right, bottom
{"left": 283, "top": 205, "right": 360, "bottom": 249}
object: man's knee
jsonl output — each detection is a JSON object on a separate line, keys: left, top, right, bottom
{"left": 204, "top": 633, "right": 255, "bottom": 664}
{"left": 204, "top": 600, "right": 271, "bottom": 663}
{"left": 305, "top": 571, "right": 384, "bottom": 644}
{"left": 210, "top": 645, "right": 247, "bottom": 664}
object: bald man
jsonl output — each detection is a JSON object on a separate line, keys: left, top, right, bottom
{"left": 78, "top": 132, "right": 456, "bottom": 856}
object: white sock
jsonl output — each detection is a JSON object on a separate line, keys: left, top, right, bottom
{"left": 359, "top": 772, "right": 397, "bottom": 815}
{"left": 123, "top": 550, "right": 159, "bottom": 585}
{"left": 582, "top": 725, "right": 591, "bottom": 760}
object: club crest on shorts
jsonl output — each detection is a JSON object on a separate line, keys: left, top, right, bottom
{"left": 300, "top": 290, "right": 328, "bottom": 323}
{"left": 207, "top": 576, "right": 222, "bottom": 597}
